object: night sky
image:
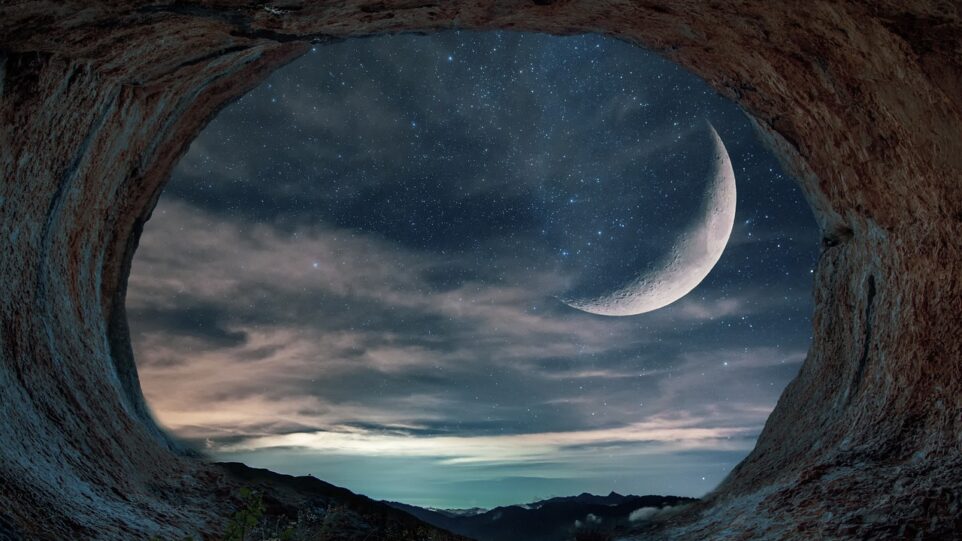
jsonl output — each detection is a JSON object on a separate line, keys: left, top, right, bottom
{"left": 129, "top": 31, "right": 818, "bottom": 509}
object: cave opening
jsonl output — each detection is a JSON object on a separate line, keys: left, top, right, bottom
{"left": 127, "top": 31, "right": 819, "bottom": 511}
{"left": 4, "top": 3, "right": 960, "bottom": 539}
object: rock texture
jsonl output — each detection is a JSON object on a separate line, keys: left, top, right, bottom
{"left": 0, "top": 2, "right": 960, "bottom": 539}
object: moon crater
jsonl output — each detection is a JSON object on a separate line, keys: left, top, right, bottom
{"left": 562, "top": 124, "right": 737, "bottom": 316}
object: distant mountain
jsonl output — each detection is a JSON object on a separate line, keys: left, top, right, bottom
{"left": 529, "top": 491, "right": 636, "bottom": 509}
{"left": 385, "top": 492, "right": 696, "bottom": 541}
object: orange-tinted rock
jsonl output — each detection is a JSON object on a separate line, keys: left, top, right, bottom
{"left": 1, "top": 2, "right": 960, "bottom": 539}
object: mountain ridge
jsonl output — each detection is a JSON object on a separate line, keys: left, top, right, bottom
{"left": 386, "top": 492, "right": 697, "bottom": 541}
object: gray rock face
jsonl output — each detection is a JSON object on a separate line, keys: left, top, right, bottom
{"left": 1, "top": 2, "right": 960, "bottom": 539}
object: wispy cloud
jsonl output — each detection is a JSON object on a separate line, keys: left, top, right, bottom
{"left": 217, "top": 414, "right": 757, "bottom": 465}
{"left": 133, "top": 201, "right": 803, "bottom": 454}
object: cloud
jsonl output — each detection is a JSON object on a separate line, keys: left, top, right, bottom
{"left": 129, "top": 202, "right": 809, "bottom": 492}
{"left": 673, "top": 298, "right": 744, "bottom": 321}
{"left": 132, "top": 201, "right": 806, "bottom": 454}
{"left": 574, "top": 512, "right": 602, "bottom": 527}
{"left": 215, "top": 413, "right": 756, "bottom": 465}
{"left": 628, "top": 507, "right": 660, "bottom": 522}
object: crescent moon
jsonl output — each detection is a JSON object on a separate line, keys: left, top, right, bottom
{"left": 562, "top": 124, "right": 736, "bottom": 316}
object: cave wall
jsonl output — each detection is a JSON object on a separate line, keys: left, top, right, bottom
{"left": 1, "top": 2, "right": 960, "bottom": 539}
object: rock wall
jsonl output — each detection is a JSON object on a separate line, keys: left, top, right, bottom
{"left": 1, "top": 2, "right": 960, "bottom": 539}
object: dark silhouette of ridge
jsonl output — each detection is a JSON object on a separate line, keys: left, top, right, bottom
{"left": 217, "top": 462, "right": 472, "bottom": 540}
{"left": 386, "top": 492, "right": 697, "bottom": 541}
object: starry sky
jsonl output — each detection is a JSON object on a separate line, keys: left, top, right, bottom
{"left": 129, "top": 31, "right": 818, "bottom": 509}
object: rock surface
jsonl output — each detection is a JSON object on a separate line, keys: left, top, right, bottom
{"left": 0, "top": 2, "right": 960, "bottom": 539}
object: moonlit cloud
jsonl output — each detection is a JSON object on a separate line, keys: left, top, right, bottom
{"left": 218, "top": 414, "right": 757, "bottom": 465}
